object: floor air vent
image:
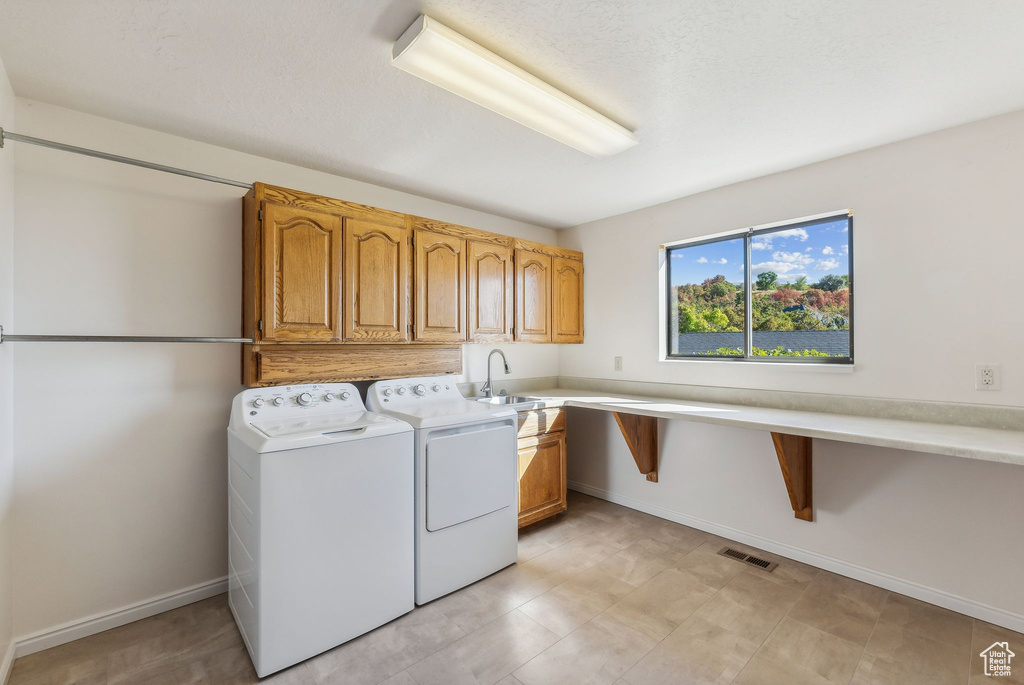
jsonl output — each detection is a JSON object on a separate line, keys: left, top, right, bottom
{"left": 717, "top": 547, "right": 778, "bottom": 572}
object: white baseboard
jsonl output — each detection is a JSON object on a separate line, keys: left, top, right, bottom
{"left": 1, "top": 639, "right": 14, "bottom": 685}
{"left": 13, "top": 576, "right": 228, "bottom": 658}
{"left": 568, "top": 481, "right": 1024, "bottom": 634}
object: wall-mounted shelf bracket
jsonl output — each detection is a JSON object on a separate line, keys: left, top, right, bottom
{"left": 613, "top": 412, "right": 659, "bottom": 482}
{"left": 770, "top": 432, "right": 813, "bottom": 521}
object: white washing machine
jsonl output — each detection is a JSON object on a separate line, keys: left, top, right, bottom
{"left": 227, "top": 383, "right": 414, "bottom": 677}
{"left": 367, "top": 377, "right": 518, "bottom": 604}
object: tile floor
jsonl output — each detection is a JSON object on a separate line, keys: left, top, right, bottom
{"left": 10, "top": 492, "right": 1022, "bottom": 685}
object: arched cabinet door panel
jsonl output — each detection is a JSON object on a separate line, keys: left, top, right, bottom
{"left": 552, "top": 257, "right": 584, "bottom": 343}
{"left": 414, "top": 230, "right": 467, "bottom": 342}
{"left": 468, "top": 241, "right": 513, "bottom": 342}
{"left": 261, "top": 203, "right": 342, "bottom": 341}
{"left": 514, "top": 249, "right": 552, "bottom": 343}
{"left": 343, "top": 218, "right": 409, "bottom": 342}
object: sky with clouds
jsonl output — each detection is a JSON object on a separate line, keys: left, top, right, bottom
{"left": 670, "top": 218, "right": 849, "bottom": 287}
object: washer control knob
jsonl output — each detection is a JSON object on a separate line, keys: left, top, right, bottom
{"left": 272, "top": 397, "right": 286, "bottom": 407}
{"left": 432, "top": 384, "right": 441, "bottom": 393}
{"left": 383, "top": 388, "right": 393, "bottom": 396}
{"left": 397, "top": 387, "right": 407, "bottom": 395}
{"left": 297, "top": 392, "right": 314, "bottom": 406}
{"left": 413, "top": 384, "right": 427, "bottom": 396}
{"left": 324, "top": 393, "right": 336, "bottom": 402}
{"left": 340, "top": 391, "right": 351, "bottom": 400}
{"left": 252, "top": 398, "right": 265, "bottom": 408}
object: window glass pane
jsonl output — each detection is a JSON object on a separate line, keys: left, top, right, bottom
{"left": 750, "top": 218, "right": 851, "bottom": 358}
{"left": 669, "top": 237, "right": 746, "bottom": 356}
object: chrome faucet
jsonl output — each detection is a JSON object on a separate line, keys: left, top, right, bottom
{"left": 481, "top": 349, "right": 511, "bottom": 398}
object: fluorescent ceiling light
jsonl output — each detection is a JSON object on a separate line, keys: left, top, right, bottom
{"left": 392, "top": 15, "right": 638, "bottom": 158}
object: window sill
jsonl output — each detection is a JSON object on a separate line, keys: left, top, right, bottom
{"left": 658, "top": 357, "right": 855, "bottom": 373}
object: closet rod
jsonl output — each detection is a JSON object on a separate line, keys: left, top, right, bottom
{"left": 0, "top": 327, "right": 253, "bottom": 345}
{"left": 0, "top": 128, "right": 253, "bottom": 190}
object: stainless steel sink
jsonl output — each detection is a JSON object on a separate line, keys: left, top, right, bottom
{"left": 476, "top": 395, "right": 541, "bottom": 405}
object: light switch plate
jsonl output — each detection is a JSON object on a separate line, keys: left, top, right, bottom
{"left": 614, "top": 356, "right": 623, "bottom": 372}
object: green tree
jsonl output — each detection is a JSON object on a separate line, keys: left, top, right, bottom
{"left": 755, "top": 271, "right": 778, "bottom": 290}
{"left": 812, "top": 274, "right": 845, "bottom": 291}
{"left": 793, "top": 275, "right": 808, "bottom": 290}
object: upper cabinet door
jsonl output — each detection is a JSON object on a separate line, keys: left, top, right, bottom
{"left": 551, "top": 257, "right": 584, "bottom": 343}
{"left": 468, "top": 241, "right": 513, "bottom": 342}
{"left": 414, "top": 230, "right": 467, "bottom": 342}
{"left": 515, "top": 249, "right": 552, "bottom": 342}
{"left": 343, "top": 218, "right": 409, "bottom": 342}
{"left": 261, "top": 203, "right": 342, "bottom": 342}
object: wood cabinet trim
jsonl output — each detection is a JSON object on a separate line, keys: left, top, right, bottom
{"left": 257, "top": 182, "right": 407, "bottom": 228}
{"left": 246, "top": 343, "right": 460, "bottom": 386}
{"left": 517, "top": 407, "right": 566, "bottom": 438}
{"left": 513, "top": 237, "right": 583, "bottom": 262}
{"left": 410, "top": 216, "right": 512, "bottom": 246}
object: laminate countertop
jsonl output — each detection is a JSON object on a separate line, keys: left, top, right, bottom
{"left": 475, "top": 388, "right": 1024, "bottom": 467}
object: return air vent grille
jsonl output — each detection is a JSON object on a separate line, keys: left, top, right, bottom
{"left": 717, "top": 547, "right": 778, "bottom": 573}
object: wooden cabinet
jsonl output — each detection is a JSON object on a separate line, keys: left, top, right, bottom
{"left": 241, "top": 183, "right": 585, "bottom": 387}
{"left": 413, "top": 230, "right": 467, "bottom": 342}
{"left": 516, "top": 407, "right": 567, "bottom": 528}
{"left": 260, "top": 203, "right": 342, "bottom": 342}
{"left": 343, "top": 218, "right": 408, "bottom": 342}
{"left": 467, "top": 240, "right": 513, "bottom": 341}
{"left": 514, "top": 248, "right": 552, "bottom": 343}
{"left": 551, "top": 257, "right": 584, "bottom": 343}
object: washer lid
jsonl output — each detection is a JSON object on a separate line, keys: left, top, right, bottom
{"left": 251, "top": 410, "right": 393, "bottom": 438}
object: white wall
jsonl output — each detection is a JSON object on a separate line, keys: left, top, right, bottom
{"left": 0, "top": 55, "right": 16, "bottom": 674}
{"left": 559, "top": 109, "right": 1024, "bottom": 406}
{"left": 10, "top": 99, "right": 557, "bottom": 641}
{"left": 559, "top": 111, "right": 1024, "bottom": 626}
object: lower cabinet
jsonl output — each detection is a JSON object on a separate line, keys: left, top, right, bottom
{"left": 516, "top": 408, "right": 567, "bottom": 528}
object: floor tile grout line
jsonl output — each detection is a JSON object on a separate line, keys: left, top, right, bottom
{"left": 966, "top": 618, "right": 975, "bottom": 685}
{"left": 613, "top": 536, "right": 756, "bottom": 684}
{"left": 416, "top": 522, "right": 623, "bottom": 682}
{"left": 726, "top": 566, "right": 822, "bottom": 684}
{"left": 383, "top": 605, "right": 536, "bottom": 685}
{"left": 845, "top": 589, "right": 890, "bottom": 685}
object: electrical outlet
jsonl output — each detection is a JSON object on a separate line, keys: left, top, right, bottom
{"left": 975, "top": 364, "right": 1001, "bottom": 390}
{"left": 614, "top": 356, "right": 623, "bottom": 372}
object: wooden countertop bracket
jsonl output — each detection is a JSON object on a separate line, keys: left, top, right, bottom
{"left": 613, "top": 412, "right": 659, "bottom": 482}
{"left": 771, "top": 432, "right": 813, "bottom": 522}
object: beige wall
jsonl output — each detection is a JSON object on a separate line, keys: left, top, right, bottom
{"left": 558, "top": 111, "right": 1024, "bottom": 627}
{"left": 10, "top": 99, "right": 557, "bottom": 640}
{"left": 0, "top": 55, "right": 15, "bottom": 672}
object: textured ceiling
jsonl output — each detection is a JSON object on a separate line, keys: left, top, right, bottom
{"left": 1, "top": 1, "right": 1023, "bottom": 228}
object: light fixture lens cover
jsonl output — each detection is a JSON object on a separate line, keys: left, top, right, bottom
{"left": 392, "top": 15, "right": 638, "bottom": 157}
